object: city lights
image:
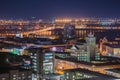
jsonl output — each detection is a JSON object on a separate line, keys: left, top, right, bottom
{"left": 0, "top": 0, "right": 120, "bottom": 80}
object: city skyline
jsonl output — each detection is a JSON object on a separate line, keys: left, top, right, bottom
{"left": 1, "top": 0, "right": 120, "bottom": 80}
{"left": 0, "top": 0, "right": 120, "bottom": 19}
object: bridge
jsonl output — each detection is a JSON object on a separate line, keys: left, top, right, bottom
{"left": 20, "top": 26, "right": 56, "bottom": 36}
{"left": 1, "top": 23, "right": 120, "bottom": 39}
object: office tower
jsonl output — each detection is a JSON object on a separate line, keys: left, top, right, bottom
{"left": 26, "top": 47, "right": 55, "bottom": 79}
{"left": 64, "top": 24, "right": 76, "bottom": 40}
{"left": 86, "top": 33, "right": 96, "bottom": 61}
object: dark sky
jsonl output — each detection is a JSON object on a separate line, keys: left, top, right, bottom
{"left": 0, "top": 0, "right": 120, "bottom": 19}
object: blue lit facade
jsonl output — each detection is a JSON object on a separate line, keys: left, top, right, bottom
{"left": 28, "top": 47, "right": 55, "bottom": 79}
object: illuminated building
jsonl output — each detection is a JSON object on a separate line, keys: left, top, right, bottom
{"left": 55, "top": 19, "right": 72, "bottom": 23}
{"left": 100, "top": 36, "right": 120, "bottom": 57}
{"left": 0, "top": 52, "right": 32, "bottom": 80}
{"left": 55, "top": 56, "right": 120, "bottom": 75}
{"left": 55, "top": 52, "right": 71, "bottom": 59}
{"left": 86, "top": 33, "right": 96, "bottom": 61}
{"left": 26, "top": 47, "right": 55, "bottom": 79}
{"left": 18, "top": 69, "right": 32, "bottom": 80}
{"left": 102, "top": 44, "right": 120, "bottom": 57}
{"left": 64, "top": 68, "right": 118, "bottom": 80}
{"left": 50, "top": 46, "right": 65, "bottom": 52}
{"left": 9, "top": 70, "right": 19, "bottom": 80}
{"left": 64, "top": 24, "right": 76, "bottom": 40}
{"left": 0, "top": 42, "right": 25, "bottom": 55}
{"left": 65, "top": 34, "right": 100, "bottom": 62}
{"left": 0, "top": 67, "right": 32, "bottom": 80}
{"left": 0, "top": 18, "right": 120, "bottom": 39}
{"left": 42, "top": 73, "right": 64, "bottom": 80}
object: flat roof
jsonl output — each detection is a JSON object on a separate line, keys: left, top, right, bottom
{"left": 64, "top": 68, "right": 118, "bottom": 79}
{"left": 0, "top": 66, "right": 31, "bottom": 74}
{"left": 55, "top": 56, "right": 120, "bottom": 66}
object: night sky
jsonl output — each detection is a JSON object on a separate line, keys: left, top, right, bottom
{"left": 0, "top": 0, "right": 120, "bottom": 19}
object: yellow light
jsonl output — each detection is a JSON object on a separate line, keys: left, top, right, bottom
{"left": 56, "top": 70, "right": 64, "bottom": 74}
{"left": 55, "top": 19, "right": 72, "bottom": 23}
{"left": 81, "top": 19, "right": 85, "bottom": 22}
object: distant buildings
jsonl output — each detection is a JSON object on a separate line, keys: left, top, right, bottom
{"left": 65, "top": 33, "right": 99, "bottom": 62}
{"left": 1, "top": 19, "right": 120, "bottom": 79}
{"left": 0, "top": 40, "right": 27, "bottom": 55}
{"left": 100, "top": 37, "right": 120, "bottom": 57}
{"left": 102, "top": 44, "right": 120, "bottom": 57}
{"left": 55, "top": 53, "right": 120, "bottom": 75}
{"left": 0, "top": 18, "right": 119, "bottom": 39}
{"left": 64, "top": 24, "right": 76, "bottom": 40}
{"left": 55, "top": 33, "right": 120, "bottom": 77}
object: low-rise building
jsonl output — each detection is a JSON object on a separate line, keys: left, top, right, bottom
{"left": 102, "top": 44, "right": 120, "bottom": 57}
{"left": 64, "top": 68, "right": 118, "bottom": 80}
{"left": 0, "top": 67, "right": 32, "bottom": 80}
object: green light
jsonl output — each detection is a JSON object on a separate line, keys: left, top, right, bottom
{"left": 10, "top": 49, "right": 19, "bottom": 55}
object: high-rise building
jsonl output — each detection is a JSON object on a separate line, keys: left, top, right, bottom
{"left": 86, "top": 33, "right": 96, "bottom": 61}
{"left": 26, "top": 47, "right": 55, "bottom": 79}
{"left": 64, "top": 24, "right": 76, "bottom": 40}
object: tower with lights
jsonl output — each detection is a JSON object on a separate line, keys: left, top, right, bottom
{"left": 86, "top": 33, "right": 96, "bottom": 61}
{"left": 64, "top": 23, "right": 76, "bottom": 41}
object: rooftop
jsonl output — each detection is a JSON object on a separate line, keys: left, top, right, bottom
{"left": 65, "top": 68, "right": 118, "bottom": 79}
{"left": 55, "top": 56, "right": 120, "bottom": 66}
{"left": 0, "top": 66, "right": 31, "bottom": 74}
